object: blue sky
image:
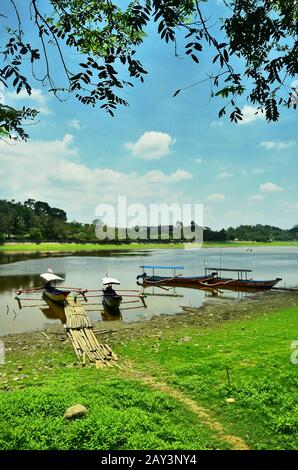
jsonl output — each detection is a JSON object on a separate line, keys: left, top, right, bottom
{"left": 0, "top": 1, "right": 297, "bottom": 229}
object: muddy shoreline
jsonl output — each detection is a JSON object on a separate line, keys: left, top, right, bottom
{"left": 2, "top": 291, "right": 298, "bottom": 354}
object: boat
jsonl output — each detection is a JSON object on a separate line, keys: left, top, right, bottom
{"left": 40, "top": 271, "right": 71, "bottom": 304}
{"left": 102, "top": 277, "right": 123, "bottom": 311}
{"left": 203, "top": 267, "right": 282, "bottom": 290}
{"left": 137, "top": 265, "right": 215, "bottom": 287}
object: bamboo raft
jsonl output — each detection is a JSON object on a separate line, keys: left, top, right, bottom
{"left": 65, "top": 297, "right": 118, "bottom": 367}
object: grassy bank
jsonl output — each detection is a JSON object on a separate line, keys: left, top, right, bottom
{"left": 118, "top": 305, "right": 298, "bottom": 450}
{"left": 1, "top": 292, "right": 297, "bottom": 450}
{"left": 1, "top": 240, "right": 298, "bottom": 253}
{"left": 204, "top": 241, "right": 298, "bottom": 248}
{"left": 0, "top": 242, "right": 184, "bottom": 252}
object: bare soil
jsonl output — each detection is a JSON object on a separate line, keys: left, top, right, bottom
{"left": 2, "top": 290, "right": 298, "bottom": 353}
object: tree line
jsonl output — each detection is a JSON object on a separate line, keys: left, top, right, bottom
{"left": 0, "top": 199, "right": 297, "bottom": 244}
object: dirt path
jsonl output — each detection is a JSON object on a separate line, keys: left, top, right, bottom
{"left": 123, "top": 367, "right": 250, "bottom": 450}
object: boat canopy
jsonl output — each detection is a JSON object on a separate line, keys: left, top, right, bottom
{"left": 102, "top": 277, "right": 120, "bottom": 286}
{"left": 40, "top": 272, "right": 64, "bottom": 283}
{"left": 140, "top": 265, "right": 184, "bottom": 270}
{"left": 205, "top": 267, "right": 252, "bottom": 272}
{"left": 204, "top": 266, "right": 252, "bottom": 281}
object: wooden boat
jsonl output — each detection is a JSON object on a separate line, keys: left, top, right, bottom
{"left": 203, "top": 267, "right": 282, "bottom": 290}
{"left": 102, "top": 277, "right": 122, "bottom": 311}
{"left": 40, "top": 271, "right": 71, "bottom": 304}
{"left": 137, "top": 265, "right": 214, "bottom": 287}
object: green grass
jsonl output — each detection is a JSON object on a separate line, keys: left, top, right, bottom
{"left": 1, "top": 305, "right": 298, "bottom": 450}
{"left": 0, "top": 242, "right": 184, "bottom": 252}
{"left": 117, "top": 306, "right": 298, "bottom": 450}
{"left": 0, "top": 352, "right": 228, "bottom": 450}
{"left": 1, "top": 240, "right": 298, "bottom": 253}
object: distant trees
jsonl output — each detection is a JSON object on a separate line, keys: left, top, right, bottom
{"left": 0, "top": 199, "right": 297, "bottom": 243}
{"left": 0, "top": 199, "right": 90, "bottom": 242}
{"left": 206, "top": 224, "right": 297, "bottom": 242}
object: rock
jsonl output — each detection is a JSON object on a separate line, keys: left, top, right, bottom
{"left": 226, "top": 397, "right": 236, "bottom": 404}
{"left": 177, "top": 336, "right": 191, "bottom": 343}
{"left": 17, "top": 365, "right": 23, "bottom": 371}
{"left": 64, "top": 404, "right": 87, "bottom": 420}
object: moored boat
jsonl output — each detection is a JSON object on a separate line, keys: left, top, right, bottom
{"left": 137, "top": 265, "right": 281, "bottom": 291}
{"left": 137, "top": 265, "right": 214, "bottom": 287}
{"left": 40, "top": 271, "right": 71, "bottom": 304}
{"left": 102, "top": 277, "right": 123, "bottom": 311}
{"left": 203, "top": 267, "right": 282, "bottom": 290}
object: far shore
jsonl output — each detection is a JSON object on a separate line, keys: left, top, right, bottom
{"left": 0, "top": 240, "right": 298, "bottom": 253}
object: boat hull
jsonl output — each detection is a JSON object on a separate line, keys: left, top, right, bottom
{"left": 137, "top": 274, "right": 214, "bottom": 287}
{"left": 44, "top": 289, "right": 70, "bottom": 304}
{"left": 102, "top": 293, "right": 122, "bottom": 310}
{"left": 205, "top": 277, "right": 282, "bottom": 290}
{"left": 138, "top": 273, "right": 281, "bottom": 291}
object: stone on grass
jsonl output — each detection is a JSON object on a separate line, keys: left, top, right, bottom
{"left": 226, "top": 397, "right": 236, "bottom": 404}
{"left": 64, "top": 404, "right": 87, "bottom": 420}
{"left": 177, "top": 336, "right": 191, "bottom": 343}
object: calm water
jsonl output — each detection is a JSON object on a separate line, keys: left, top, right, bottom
{"left": 0, "top": 247, "right": 297, "bottom": 335}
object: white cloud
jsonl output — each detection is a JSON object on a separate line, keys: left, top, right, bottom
{"left": 249, "top": 194, "right": 265, "bottom": 201}
{"left": 207, "top": 193, "right": 225, "bottom": 202}
{"left": 210, "top": 121, "right": 223, "bottom": 128}
{"left": 0, "top": 135, "right": 191, "bottom": 220}
{"left": 146, "top": 169, "right": 192, "bottom": 183}
{"left": 125, "top": 131, "right": 175, "bottom": 159}
{"left": 260, "top": 182, "right": 282, "bottom": 193}
{"left": 259, "top": 140, "right": 296, "bottom": 150}
{"left": 6, "top": 88, "right": 52, "bottom": 115}
{"left": 195, "top": 158, "right": 203, "bottom": 164}
{"left": 238, "top": 105, "right": 265, "bottom": 125}
{"left": 68, "top": 119, "right": 81, "bottom": 130}
{"left": 217, "top": 171, "right": 233, "bottom": 179}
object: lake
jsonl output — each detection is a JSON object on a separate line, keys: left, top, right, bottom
{"left": 0, "top": 246, "right": 297, "bottom": 335}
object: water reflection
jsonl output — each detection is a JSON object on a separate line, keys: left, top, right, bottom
{"left": 40, "top": 294, "right": 66, "bottom": 324}
{"left": 0, "top": 250, "right": 150, "bottom": 265}
{"left": 1, "top": 247, "right": 297, "bottom": 335}
{"left": 101, "top": 304, "right": 122, "bottom": 321}
{"left": 0, "top": 274, "right": 42, "bottom": 293}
